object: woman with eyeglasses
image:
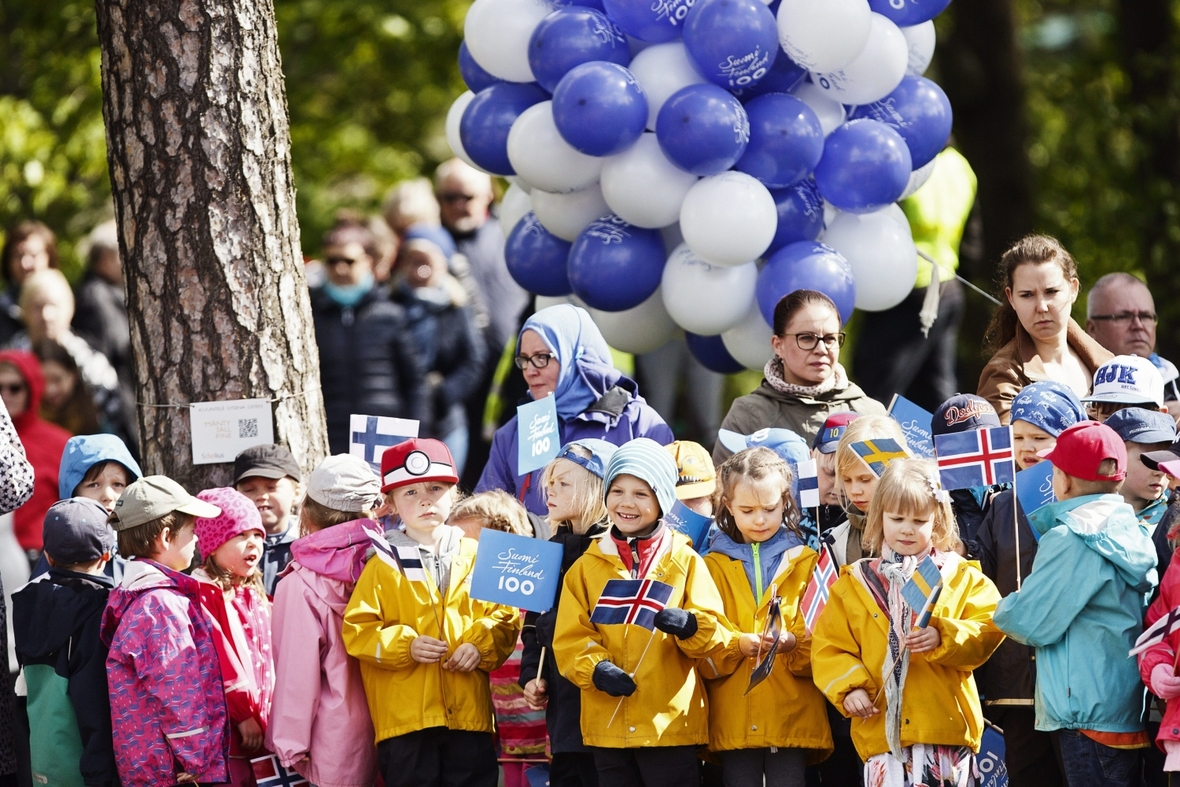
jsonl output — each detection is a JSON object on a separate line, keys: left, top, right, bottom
{"left": 475, "top": 304, "right": 672, "bottom": 517}
{"left": 977, "top": 235, "right": 1112, "bottom": 422}
{"left": 713, "top": 290, "right": 886, "bottom": 464}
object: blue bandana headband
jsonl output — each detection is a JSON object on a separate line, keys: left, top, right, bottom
{"left": 1009, "top": 381, "right": 1087, "bottom": 437}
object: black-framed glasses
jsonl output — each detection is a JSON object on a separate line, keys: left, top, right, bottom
{"left": 514, "top": 352, "right": 555, "bottom": 370}
{"left": 781, "top": 332, "right": 846, "bottom": 351}
{"left": 1089, "top": 311, "right": 1158, "bottom": 325}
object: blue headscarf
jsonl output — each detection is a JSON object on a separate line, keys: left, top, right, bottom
{"left": 1009, "top": 381, "right": 1087, "bottom": 437}
{"left": 519, "top": 304, "right": 620, "bottom": 421}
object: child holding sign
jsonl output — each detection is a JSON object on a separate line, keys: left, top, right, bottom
{"left": 553, "top": 438, "right": 734, "bottom": 787}
{"left": 343, "top": 438, "right": 520, "bottom": 787}
{"left": 811, "top": 459, "right": 1002, "bottom": 787}
{"left": 702, "top": 447, "right": 833, "bottom": 786}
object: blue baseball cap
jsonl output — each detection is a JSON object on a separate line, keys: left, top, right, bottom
{"left": 554, "top": 438, "right": 617, "bottom": 480}
{"left": 812, "top": 412, "right": 860, "bottom": 454}
{"left": 1104, "top": 407, "right": 1177, "bottom": 445}
{"left": 931, "top": 394, "right": 1001, "bottom": 437}
{"left": 719, "top": 427, "right": 811, "bottom": 466}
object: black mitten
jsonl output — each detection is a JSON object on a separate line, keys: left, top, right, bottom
{"left": 654, "top": 608, "right": 698, "bottom": 639}
{"left": 592, "top": 661, "right": 637, "bottom": 697}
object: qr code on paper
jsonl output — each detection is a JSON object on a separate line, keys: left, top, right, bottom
{"left": 239, "top": 418, "right": 259, "bottom": 438}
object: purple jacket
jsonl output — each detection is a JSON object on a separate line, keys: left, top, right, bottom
{"left": 100, "top": 560, "right": 229, "bottom": 787}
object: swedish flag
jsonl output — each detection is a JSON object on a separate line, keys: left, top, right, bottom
{"left": 850, "top": 438, "right": 910, "bottom": 477}
{"left": 902, "top": 556, "right": 943, "bottom": 629}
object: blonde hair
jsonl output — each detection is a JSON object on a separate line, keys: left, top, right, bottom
{"left": 862, "top": 458, "right": 960, "bottom": 554}
{"left": 1060, "top": 460, "right": 1123, "bottom": 497}
{"left": 300, "top": 496, "right": 372, "bottom": 536}
{"left": 20, "top": 268, "right": 74, "bottom": 315}
{"left": 714, "top": 447, "right": 802, "bottom": 543}
{"left": 834, "top": 415, "right": 909, "bottom": 509}
{"left": 542, "top": 447, "right": 608, "bottom": 531}
{"left": 450, "top": 490, "right": 531, "bottom": 536}
{"left": 383, "top": 178, "right": 441, "bottom": 233}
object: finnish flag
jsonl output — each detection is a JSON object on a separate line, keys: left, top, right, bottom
{"left": 349, "top": 414, "right": 419, "bottom": 472}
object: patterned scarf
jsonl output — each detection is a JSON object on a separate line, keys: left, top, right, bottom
{"left": 876, "top": 547, "right": 920, "bottom": 761}
{"left": 763, "top": 356, "right": 847, "bottom": 398}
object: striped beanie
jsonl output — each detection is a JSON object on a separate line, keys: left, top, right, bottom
{"left": 603, "top": 438, "right": 679, "bottom": 517}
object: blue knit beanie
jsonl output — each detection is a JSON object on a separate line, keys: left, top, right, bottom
{"left": 603, "top": 438, "right": 679, "bottom": 517}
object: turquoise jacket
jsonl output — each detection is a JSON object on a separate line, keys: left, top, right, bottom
{"left": 993, "top": 494, "right": 1158, "bottom": 733}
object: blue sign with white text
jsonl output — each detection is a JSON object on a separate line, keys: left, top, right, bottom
{"left": 888, "top": 394, "right": 935, "bottom": 458}
{"left": 1015, "top": 460, "right": 1055, "bottom": 517}
{"left": 665, "top": 501, "right": 713, "bottom": 552}
{"left": 517, "top": 395, "right": 560, "bottom": 476}
{"left": 469, "top": 528, "right": 564, "bottom": 612}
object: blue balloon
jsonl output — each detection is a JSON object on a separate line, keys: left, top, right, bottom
{"left": 756, "top": 241, "right": 856, "bottom": 325}
{"left": 552, "top": 0, "right": 605, "bottom": 10}
{"left": 568, "top": 215, "right": 666, "bottom": 310}
{"left": 686, "top": 332, "right": 745, "bottom": 374}
{"left": 458, "top": 41, "right": 501, "bottom": 93}
{"left": 732, "top": 50, "right": 808, "bottom": 100}
{"left": 735, "top": 93, "right": 824, "bottom": 188}
{"left": 529, "top": 9, "right": 630, "bottom": 94}
{"left": 849, "top": 76, "right": 953, "bottom": 169}
{"left": 813, "top": 119, "right": 912, "bottom": 214}
{"left": 868, "top": 0, "right": 952, "bottom": 27}
{"left": 552, "top": 62, "right": 648, "bottom": 156}
{"left": 656, "top": 84, "right": 750, "bottom": 175}
{"left": 460, "top": 83, "right": 549, "bottom": 176}
{"left": 683, "top": 0, "right": 779, "bottom": 91}
{"left": 505, "top": 213, "right": 573, "bottom": 296}
{"left": 766, "top": 179, "right": 825, "bottom": 254}
{"left": 601, "top": 0, "right": 689, "bottom": 42}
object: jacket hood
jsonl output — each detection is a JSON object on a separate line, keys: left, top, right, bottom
{"left": 1033, "top": 494, "right": 1158, "bottom": 592}
{"left": 58, "top": 433, "right": 143, "bottom": 499}
{"left": 98, "top": 559, "right": 184, "bottom": 645}
{"left": 0, "top": 349, "right": 44, "bottom": 431}
{"left": 13, "top": 569, "right": 112, "bottom": 661}
{"left": 710, "top": 526, "right": 803, "bottom": 595}
{"left": 289, "top": 518, "right": 383, "bottom": 584}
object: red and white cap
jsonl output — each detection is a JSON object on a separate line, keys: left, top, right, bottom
{"left": 380, "top": 438, "right": 459, "bottom": 493}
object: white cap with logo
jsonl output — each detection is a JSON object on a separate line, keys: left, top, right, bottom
{"left": 1082, "top": 354, "right": 1165, "bottom": 407}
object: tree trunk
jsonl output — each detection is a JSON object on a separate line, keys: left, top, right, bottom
{"left": 94, "top": 0, "right": 329, "bottom": 489}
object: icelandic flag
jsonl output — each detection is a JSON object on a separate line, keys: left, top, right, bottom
{"left": 801, "top": 545, "right": 839, "bottom": 634}
{"left": 590, "top": 579, "right": 674, "bottom": 630}
{"left": 1130, "top": 606, "right": 1180, "bottom": 656}
{"left": 935, "top": 426, "right": 1016, "bottom": 490}
{"left": 902, "top": 555, "right": 943, "bottom": 629}
{"left": 850, "top": 439, "right": 910, "bottom": 478}
{"left": 367, "top": 530, "right": 429, "bottom": 583}
{"left": 251, "top": 754, "right": 309, "bottom": 787}
{"left": 796, "top": 458, "right": 820, "bottom": 509}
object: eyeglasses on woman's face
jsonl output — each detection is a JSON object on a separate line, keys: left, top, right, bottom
{"left": 779, "top": 332, "right": 847, "bottom": 351}
{"left": 514, "top": 352, "right": 555, "bottom": 370}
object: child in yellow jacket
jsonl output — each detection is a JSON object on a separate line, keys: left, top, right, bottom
{"left": 342, "top": 439, "right": 520, "bottom": 787}
{"left": 811, "top": 459, "right": 1003, "bottom": 787}
{"left": 702, "top": 447, "right": 833, "bottom": 787}
{"left": 553, "top": 438, "right": 734, "bottom": 787}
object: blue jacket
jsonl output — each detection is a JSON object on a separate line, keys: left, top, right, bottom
{"left": 993, "top": 494, "right": 1158, "bottom": 733}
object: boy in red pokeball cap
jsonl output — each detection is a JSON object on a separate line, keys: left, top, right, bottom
{"left": 342, "top": 438, "right": 521, "bottom": 787}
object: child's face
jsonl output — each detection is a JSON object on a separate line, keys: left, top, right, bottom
{"left": 606, "top": 474, "right": 660, "bottom": 536}
{"left": 77, "top": 463, "right": 131, "bottom": 511}
{"left": 155, "top": 517, "right": 198, "bottom": 572}
{"left": 390, "top": 481, "right": 456, "bottom": 539}
{"left": 236, "top": 475, "right": 301, "bottom": 534}
{"left": 682, "top": 495, "right": 713, "bottom": 517}
{"left": 727, "top": 476, "right": 786, "bottom": 544}
{"left": 1123, "top": 442, "right": 1170, "bottom": 511}
{"left": 882, "top": 506, "right": 935, "bottom": 556}
{"left": 1012, "top": 420, "right": 1055, "bottom": 471}
{"left": 842, "top": 458, "right": 878, "bottom": 513}
{"left": 814, "top": 448, "right": 838, "bottom": 506}
{"left": 546, "top": 460, "right": 580, "bottom": 525}
{"left": 213, "top": 530, "right": 265, "bottom": 580}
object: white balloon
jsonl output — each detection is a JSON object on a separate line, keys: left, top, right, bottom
{"left": 531, "top": 185, "right": 611, "bottom": 242}
{"left": 499, "top": 184, "right": 533, "bottom": 236}
{"left": 463, "top": 0, "right": 551, "bottom": 83}
{"left": 661, "top": 244, "right": 758, "bottom": 335}
{"left": 445, "top": 91, "right": 484, "bottom": 172}
{"left": 879, "top": 202, "right": 910, "bottom": 229}
{"left": 721, "top": 306, "right": 775, "bottom": 371}
{"left": 811, "top": 14, "right": 908, "bottom": 106}
{"left": 820, "top": 209, "right": 917, "bottom": 312}
{"left": 901, "top": 21, "right": 936, "bottom": 77}
{"left": 777, "top": 0, "right": 872, "bottom": 74}
{"left": 508, "top": 176, "right": 533, "bottom": 194}
{"left": 601, "top": 134, "right": 699, "bottom": 229}
{"left": 628, "top": 43, "right": 708, "bottom": 131}
{"left": 791, "top": 82, "right": 847, "bottom": 137}
{"left": 588, "top": 287, "right": 680, "bottom": 355}
{"left": 680, "top": 172, "right": 777, "bottom": 267}
{"left": 507, "top": 102, "right": 604, "bottom": 194}
{"left": 899, "top": 156, "right": 938, "bottom": 200}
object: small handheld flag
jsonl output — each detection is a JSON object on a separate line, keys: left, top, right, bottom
{"left": 796, "top": 458, "right": 820, "bottom": 509}
{"left": 1130, "top": 606, "right": 1180, "bottom": 657}
{"left": 251, "top": 754, "right": 309, "bottom": 787}
{"left": 850, "top": 439, "right": 910, "bottom": 478}
{"left": 590, "top": 579, "right": 674, "bottom": 630}
{"left": 935, "top": 426, "right": 1016, "bottom": 490}
{"left": 902, "top": 555, "right": 943, "bottom": 629}
{"left": 367, "top": 530, "right": 429, "bottom": 583}
{"left": 802, "top": 545, "right": 839, "bottom": 634}
{"left": 745, "top": 594, "right": 782, "bottom": 695}
{"left": 349, "top": 414, "right": 419, "bottom": 472}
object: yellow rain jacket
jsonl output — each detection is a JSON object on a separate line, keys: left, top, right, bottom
{"left": 553, "top": 529, "right": 735, "bottom": 748}
{"left": 810, "top": 556, "right": 1003, "bottom": 761}
{"left": 342, "top": 535, "right": 520, "bottom": 742}
{"left": 702, "top": 543, "right": 833, "bottom": 760}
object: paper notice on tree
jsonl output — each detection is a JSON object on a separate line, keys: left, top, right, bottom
{"left": 190, "top": 399, "right": 274, "bottom": 465}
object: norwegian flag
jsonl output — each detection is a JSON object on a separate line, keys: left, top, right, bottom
{"left": 1130, "top": 606, "right": 1180, "bottom": 657}
{"left": 590, "top": 579, "right": 674, "bottom": 630}
{"left": 935, "top": 426, "right": 1016, "bottom": 491}
{"left": 251, "top": 755, "right": 309, "bottom": 787}
{"left": 802, "top": 545, "right": 839, "bottom": 635}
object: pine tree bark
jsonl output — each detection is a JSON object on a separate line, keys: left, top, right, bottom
{"left": 94, "top": 0, "right": 328, "bottom": 488}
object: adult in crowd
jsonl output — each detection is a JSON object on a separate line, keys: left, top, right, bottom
{"left": 476, "top": 304, "right": 672, "bottom": 516}
{"left": 310, "top": 217, "right": 428, "bottom": 454}
{"left": 713, "top": 289, "right": 886, "bottom": 463}
{"left": 384, "top": 177, "right": 442, "bottom": 236}
{"left": 0, "top": 221, "right": 58, "bottom": 346}
{"left": 977, "top": 234, "right": 1112, "bottom": 421}
{"left": 1086, "top": 272, "right": 1180, "bottom": 409}
{"left": 32, "top": 338, "right": 100, "bottom": 435}
{"left": 72, "top": 220, "right": 133, "bottom": 394}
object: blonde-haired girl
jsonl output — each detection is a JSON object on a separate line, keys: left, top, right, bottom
{"left": 812, "top": 459, "right": 1003, "bottom": 787}
{"left": 829, "top": 415, "right": 910, "bottom": 565}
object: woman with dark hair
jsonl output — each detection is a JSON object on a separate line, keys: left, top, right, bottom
{"left": 977, "top": 234, "right": 1111, "bottom": 422}
{"left": 713, "top": 290, "right": 886, "bottom": 463}
{"left": 32, "top": 338, "right": 100, "bottom": 436}
{"left": 0, "top": 222, "right": 58, "bottom": 346}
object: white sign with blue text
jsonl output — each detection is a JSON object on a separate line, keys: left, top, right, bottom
{"left": 517, "top": 394, "right": 560, "bottom": 476}
{"left": 470, "top": 529, "right": 564, "bottom": 612}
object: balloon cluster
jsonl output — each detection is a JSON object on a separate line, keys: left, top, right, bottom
{"left": 450, "top": 0, "right": 954, "bottom": 367}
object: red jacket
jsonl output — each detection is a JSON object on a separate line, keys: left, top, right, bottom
{"left": 1139, "top": 552, "right": 1180, "bottom": 747}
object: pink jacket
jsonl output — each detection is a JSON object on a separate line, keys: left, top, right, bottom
{"left": 266, "top": 519, "right": 380, "bottom": 787}
{"left": 1140, "top": 554, "right": 1180, "bottom": 747}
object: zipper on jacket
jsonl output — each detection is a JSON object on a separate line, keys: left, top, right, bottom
{"left": 752, "top": 542, "right": 763, "bottom": 605}
{"left": 629, "top": 539, "right": 640, "bottom": 579}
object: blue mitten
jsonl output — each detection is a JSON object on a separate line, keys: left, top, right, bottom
{"left": 592, "top": 661, "right": 637, "bottom": 697}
